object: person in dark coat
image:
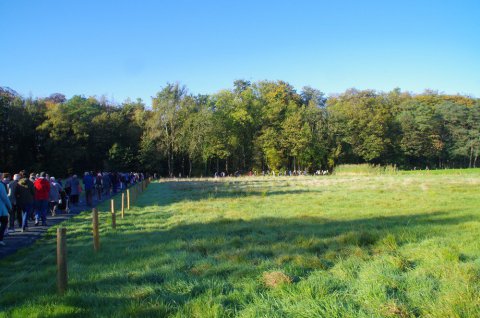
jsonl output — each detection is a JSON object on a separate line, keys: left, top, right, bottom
{"left": 94, "top": 173, "right": 103, "bottom": 200}
{"left": 7, "top": 174, "right": 22, "bottom": 231}
{"left": 15, "top": 172, "right": 35, "bottom": 231}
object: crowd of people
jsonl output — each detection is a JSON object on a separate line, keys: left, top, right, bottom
{"left": 213, "top": 169, "right": 329, "bottom": 178}
{"left": 0, "top": 171, "right": 146, "bottom": 246}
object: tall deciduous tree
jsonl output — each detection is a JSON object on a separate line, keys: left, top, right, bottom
{"left": 145, "top": 83, "right": 192, "bottom": 177}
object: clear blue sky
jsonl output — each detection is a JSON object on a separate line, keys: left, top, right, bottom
{"left": 1, "top": 0, "right": 479, "bottom": 105}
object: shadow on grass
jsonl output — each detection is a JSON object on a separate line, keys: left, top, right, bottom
{"left": 135, "top": 181, "right": 323, "bottom": 208}
{"left": 72, "top": 212, "right": 473, "bottom": 286}
{"left": 0, "top": 180, "right": 476, "bottom": 316}
{"left": 0, "top": 209, "right": 473, "bottom": 316}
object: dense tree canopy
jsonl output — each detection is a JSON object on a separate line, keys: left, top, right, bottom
{"left": 0, "top": 82, "right": 478, "bottom": 176}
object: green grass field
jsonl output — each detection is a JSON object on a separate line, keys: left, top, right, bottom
{"left": 1, "top": 170, "right": 479, "bottom": 317}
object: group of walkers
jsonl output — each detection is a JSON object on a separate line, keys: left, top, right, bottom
{"left": 213, "top": 169, "right": 328, "bottom": 178}
{"left": 0, "top": 171, "right": 55, "bottom": 237}
{"left": 78, "top": 171, "right": 145, "bottom": 206}
{"left": 0, "top": 170, "right": 146, "bottom": 246}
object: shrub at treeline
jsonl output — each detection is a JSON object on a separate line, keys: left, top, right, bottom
{"left": 1, "top": 81, "right": 479, "bottom": 176}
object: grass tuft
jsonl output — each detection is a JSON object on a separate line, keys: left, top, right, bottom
{"left": 262, "top": 271, "right": 292, "bottom": 288}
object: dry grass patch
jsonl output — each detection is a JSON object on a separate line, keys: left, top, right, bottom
{"left": 262, "top": 271, "right": 292, "bottom": 288}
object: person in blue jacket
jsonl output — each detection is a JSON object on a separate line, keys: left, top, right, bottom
{"left": 0, "top": 180, "right": 12, "bottom": 246}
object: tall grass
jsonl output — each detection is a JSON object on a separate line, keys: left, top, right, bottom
{"left": 0, "top": 172, "right": 479, "bottom": 317}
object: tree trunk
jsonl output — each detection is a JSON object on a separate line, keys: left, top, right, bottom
{"left": 469, "top": 145, "right": 473, "bottom": 168}
{"left": 181, "top": 156, "right": 185, "bottom": 177}
{"left": 242, "top": 146, "right": 246, "bottom": 170}
{"left": 167, "top": 150, "right": 172, "bottom": 177}
{"left": 170, "top": 151, "right": 174, "bottom": 177}
{"left": 189, "top": 157, "right": 192, "bottom": 177}
{"left": 474, "top": 147, "right": 478, "bottom": 168}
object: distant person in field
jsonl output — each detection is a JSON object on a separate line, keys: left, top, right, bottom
{"left": 83, "top": 172, "right": 94, "bottom": 206}
{"left": 15, "top": 171, "right": 35, "bottom": 231}
{"left": 33, "top": 172, "right": 50, "bottom": 226}
{"left": 0, "top": 178, "right": 12, "bottom": 246}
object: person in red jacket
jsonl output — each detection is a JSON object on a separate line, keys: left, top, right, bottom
{"left": 34, "top": 172, "right": 50, "bottom": 226}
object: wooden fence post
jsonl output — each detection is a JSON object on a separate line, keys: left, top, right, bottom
{"left": 92, "top": 208, "right": 99, "bottom": 252}
{"left": 111, "top": 199, "right": 116, "bottom": 229}
{"left": 57, "top": 227, "right": 67, "bottom": 295}
{"left": 121, "top": 193, "right": 125, "bottom": 218}
{"left": 127, "top": 189, "right": 130, "bottom": 210}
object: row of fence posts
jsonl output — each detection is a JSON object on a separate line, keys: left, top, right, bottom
{"left": 56, "top": 177, "right": 152, "bottom": 294}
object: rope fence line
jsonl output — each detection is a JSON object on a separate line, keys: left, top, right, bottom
{"left": 0, "top": 178, "right": 152, "bottom": 296}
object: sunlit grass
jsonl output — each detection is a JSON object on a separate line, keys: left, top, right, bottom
{"left": 0, "top": 172, "right": 479, "bottom": 317}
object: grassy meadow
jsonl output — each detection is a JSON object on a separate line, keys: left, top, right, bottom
{"left": 0, "top": 169, "right": 479, "bottom": 317}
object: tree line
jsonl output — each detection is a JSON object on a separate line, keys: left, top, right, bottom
{"left": 1, "top": 81, "right": 479, "bottom": 177}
